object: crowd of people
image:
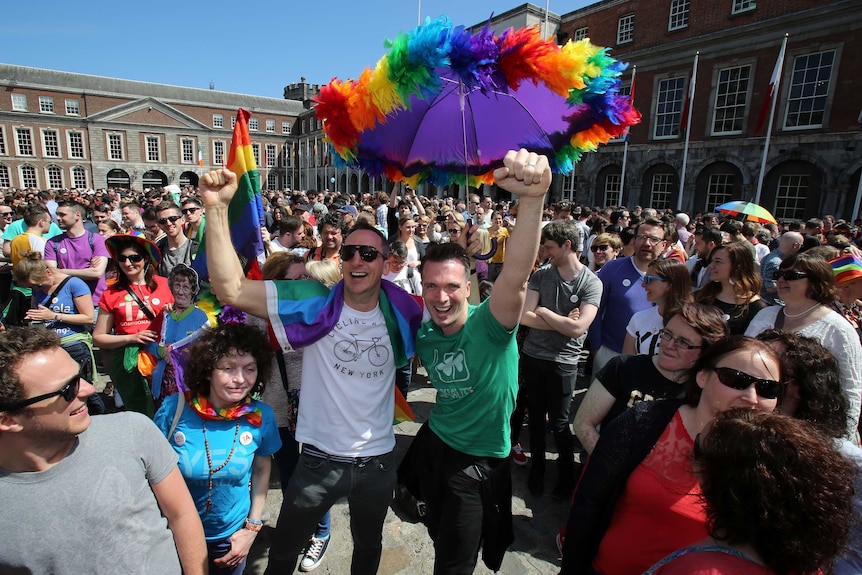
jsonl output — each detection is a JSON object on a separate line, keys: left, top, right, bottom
{"left": 1, "top": 151, "right": 862, "bottom": 575}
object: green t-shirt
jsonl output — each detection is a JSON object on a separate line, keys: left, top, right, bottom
{"left": 417, "top": 300, "right": 518, "bottom": 458}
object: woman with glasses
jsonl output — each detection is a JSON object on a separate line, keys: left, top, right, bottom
{"left": 643, "top": 409, "right": 854, "bottom": 575}
{"left": 575, "top": 302, "right": 727, "bottom": 455}
{"left": 145, "top": 264, "right": 211, "bottom": 411}
{"left": 584, "top": 217, "right": 610, "bottom": 270}
{"left": 621, "top": 258, "right": 692, "bottom": 357}
{"left": 587, "top": 232, "right": 621, "bottom": 272}
{"left": 745, "top": 252, "right": 862, "bottom": 436}
{"left": 154, "top": 321, "right": 280, "bottom": 575}
{"left": 562, "top": 336, "right": 782, "bottom": 575}
{"left": 93, "top": 232, "right": 173, "bottom": 416}
{"left": 695, "top": 241, "right": 768, "bottom": 335}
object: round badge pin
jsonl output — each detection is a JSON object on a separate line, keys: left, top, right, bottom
{"left": 52, "top": 298, "right": 59, "bottom": 304}
{"left": 124, "top": 294, "right": 133, "bottom": 302}
{"left": 173, "top": 431, "right": 186, "bottom": 446}
{"left": 59, "top": 247, "right": 67, "bottom": 254}
{"left": 622, "top": 279, "right": 631, "bottom": 287}
{"left": 240, "top": 431, "right": 253, "bottom": 446}
{"left": 151, "top": 298, "right": 160, "bottom": 306}
{"left": 570, "top": 294, "right": 579, "bottom": 303}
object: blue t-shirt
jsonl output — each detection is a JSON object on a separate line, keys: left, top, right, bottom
{"left": 34, "top": 276, "right": 92, "bottom": 338}
{"left": 153, "top": 394, "right": 281, "bottom": 540}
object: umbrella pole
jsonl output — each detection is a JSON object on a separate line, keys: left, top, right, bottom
{"left": 459, "top": 83, "right": 470, "bottom": 198}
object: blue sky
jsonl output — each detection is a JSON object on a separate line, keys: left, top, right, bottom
{"left": 2, "top": 0, "right": 590, "bottom": 99}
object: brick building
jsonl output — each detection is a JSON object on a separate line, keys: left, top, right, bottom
{"left": 483, "top": 0, "right": 862, "bottom": 219}
{"left": 0, "top": 64, "right": 304, "bottom": 191}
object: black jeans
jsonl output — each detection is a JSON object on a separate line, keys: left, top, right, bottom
{"left": 522, "top": 355, "right": 576, "bottom": 491}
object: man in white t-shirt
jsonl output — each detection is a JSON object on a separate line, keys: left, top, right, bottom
{"left": 199, "top": 169, "right": 420, "bottom": 575}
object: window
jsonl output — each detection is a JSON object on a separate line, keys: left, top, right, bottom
{"left": 181, "top": 138, "right": 195, "bottom": 164}
{"left": 46, "top": 165, "right": 64, "bottom": 189}
{"left": 774, "top": 174, "right": 808, "bottom": 219}
{"left": 213, "top": 114, "right": 224, "bottom": 128}
{"left": 68, "top": 131, "right": 85, "bottom": 159}
{"left": 669, "top": 0, "right": 690, "bottom": 31}
{"left": 785, "top": 50, "right": 835, "bottom": 130}
{"left": 107, "top": 133, "right": 124, "bottom": 160}
{"left": 20, "top": 165, "right": 37, "bottom": 188}
{"left": 706, "top": 174, "right": 735, "bottom": 211}
{"left": 72, "top": 166, "right": 87, "bottom": 189}
{"left": 266, "top": 144, "right": 277, "bottom": 168}
{"left": 0, "top": 127, "right": 6, "bottom": 155}
{"left": 65, "top": 99, "right": 80, "bottom": 115}
{"left": 213, "top": 140, "right": 225, "bottom": 166}
{"left": 574, "top": 27, "right": 588, "bottom": 41}
{"left": 712, "top": 65, "right": 751, "bottom": 135}
{"left": 282, "top": 121, "right": 292, "bottom": 135}
{"left": 604, "top": 175, "right": 621, "bottom": 207}
{"left": 42, "top": 129, "right": 61, "bottom": 158}
{"left": 15, "top": 128, "right": 34, "bottom": 156}
{"left": 252, "top": 143, "right": 261, "bottom": 166}
{"left": 266, "top": 171, "right": 279, "bottom": 190}
{"left": 231, "top": 116, "right": 236, "bottom": 129}
{"left": 732, "top": 0, "right": 756, "bottom": 14}
{"left": 249, "top": 118, "right": 259, "bottom": 131}
{"left": 39, "top": 96, "right": 54, "bottom": 113}
{"left": 11, "top": 94, "right": 27, "bottom": 111}
{"left": 650, "top": 174, "right": 674, "bottom": 210}
{"left": 266, "top": 119, "right": 275, "bottom": 133}
{"left": 146, "top": 136, "right": 160, "bottom": 162}
{"left": 0, "top": 165, "right": 9, "bottom": 188}
{"left": 654, "top": 77, "right": 686, "bottom": 138}
{"left": 617, "top": 14, "right": 634, "bottom": 44}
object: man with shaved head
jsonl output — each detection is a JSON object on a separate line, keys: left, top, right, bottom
{"left": 760, "top": 231, "right": 804, "bottom": 305}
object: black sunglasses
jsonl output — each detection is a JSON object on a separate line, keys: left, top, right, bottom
{"left": 0, "top": 370, "right": 82, "bottom": 412}
{"left": 590, "top": 244, "right": 611, "bottom": 253}
{"left": 116, "top": 254, "right": 145, "bottom": 263}
{"left": 157, "top": 215, "right": 182, "bottom": 225}
{"left": 713, "top": 366, "right": 783, "bottom": 400}
{"left": 181, "top": 207, "right": 200, "bottom": 215}
{"left": 772, "top": 269, "right": 809, "bottom": 281}
{"left": 340, "top": 245, "right": 383, "bottom": 263}
{"left": 448, "top": 228, "right": 462, "bottom": 234}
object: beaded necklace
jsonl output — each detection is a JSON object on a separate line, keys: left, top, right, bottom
{"left": 203, "top": 419, "right": 241, "bottom": 514}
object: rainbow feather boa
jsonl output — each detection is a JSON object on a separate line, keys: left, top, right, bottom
{"left": 315, "top": 16, "right": 641, "bottom": 187}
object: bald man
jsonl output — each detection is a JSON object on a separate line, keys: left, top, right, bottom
{"left": 760, "top": 231, "right": 803, "bottom": 305}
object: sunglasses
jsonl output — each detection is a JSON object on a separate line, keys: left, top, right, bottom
{"left": 772, "top": 269, "right": 809, "bottom": 281}
{"left": 643, "top": 274, "right": 667, "bottom": 286}
{"left": 590, "top": 244, "right": 611, "bottom": 253}
{"left": 659, "top": 328, "right": 702, "bottom": 350}
{"left": 712, "top": 366, "right": 782, "bottom": 400}
{"left": 0, "top": 369, "right": 83, "bottom": 412}
{"left": 181, "top": 207, "right": 200, "bottom": 215}
{"left": 157, "top": 215, "right": 182, "bottom": 225}
{"left": 448, "top": 228, "right": 462, "bottom": 234}
{"left": 340, "top": 244, "right": 383, "bottom": 263}
{"left": 116, "top": 253, "right": 145, "bottom": 263}
{"left": 0, "top": 212, "right": 13, "bottom": 218}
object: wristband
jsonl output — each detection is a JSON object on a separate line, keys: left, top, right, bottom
{"left": 243, "top": 518, "right": 263, "bottom": 532}
{"left": 54, "top": 313, "right": 59, "bottom": 321}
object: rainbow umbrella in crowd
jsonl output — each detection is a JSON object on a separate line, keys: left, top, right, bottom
{"left": 716, "top": 200, "right": 778, "bottom": 225}
{"left": 315, "top": 16, "right": 641, "bottom": 188}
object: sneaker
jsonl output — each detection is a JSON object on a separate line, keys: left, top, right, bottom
{"left": 300, "top": 535, "right": 330, "bottom": 572}
{"left": 512, "top": 443, "right": 528, "bottom": 466}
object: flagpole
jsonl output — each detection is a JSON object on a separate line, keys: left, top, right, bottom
{"left": 852, "top": 171, "right": 862, "bottom": 223}
{"left": 418, "top": 0, "right": 421, "bottom": 26}
{"left": 755, "top": 34, "right": 788, "bottom": 205}
{"left": 544, "top": 0, "right": 550, "bottom": 39}
{"left": 621, "top": 66, "right": 635, "bottom": 207}
{"left": 678, "top": 52, "right": 698, "bottom": 212}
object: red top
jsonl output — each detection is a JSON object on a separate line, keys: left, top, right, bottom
{"left": 593, "top": 410, "right": 708, "bottom": 574}
{"left": 99, "top": 276, "right": 173, "bottom": 335}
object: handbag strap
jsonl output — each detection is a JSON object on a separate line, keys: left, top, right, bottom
{"left": 167, "top": 395, "right": 185, "bottom": 440}
{"left": 275, "top": 351, "right": 290, "bottom": 394}
{"left": 125, "top": 285, "right": 156, "bottom": 320}
{"left": 43, "top": 276, "right": 73, "bottom": 306}
{"left": 774, "top": 308, "right": 786, "bottom": 330}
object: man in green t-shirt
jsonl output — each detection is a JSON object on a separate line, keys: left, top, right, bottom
{"left": 409, "top": 149, "right": 550, "bottom": 574}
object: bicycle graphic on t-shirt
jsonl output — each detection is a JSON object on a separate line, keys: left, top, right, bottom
{"left": 333, "top": 333, "right": 390, "bottom": 366}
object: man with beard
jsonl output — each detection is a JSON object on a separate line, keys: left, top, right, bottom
{"left": 307, "top": 212, "right": 346, "bottom": 266}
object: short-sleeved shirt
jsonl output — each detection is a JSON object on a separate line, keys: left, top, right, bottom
{"left": 44, "top": 231, "right": 110, "bottom": 305}
{"left": 418, "top": 300, "right": 518, "bottom": 458}
{"left": 9, "top": 232, "right": 46, "bottom": 268}
{"left": 626, "top": 305, "right": 663, "bottom": 356}
{"left": 523, "top": 265, "right": 603, "bottom": 364}
{"left": 154, "top": 394, "right": 281, "bottom": 540}
{"left": 99, "top": 277, "right": 173, "bottom": 335}
{"left": 596, "top": 354, "right": 683, "bottom": 428}
{"left": 1, "top": 218, "right": 61, "bottom": 242}
{"left": 33, "top": 276, "right": 92, "bottom": 338}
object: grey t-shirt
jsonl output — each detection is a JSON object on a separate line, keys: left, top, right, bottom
{"left": 158, "top": 238, "right": 194, "bottom": 277}
{"left": 0, "top": 412, "right": 182, "bottom": 574}
{"left": 523, "top": 264, "right": 603, "bottom": 364}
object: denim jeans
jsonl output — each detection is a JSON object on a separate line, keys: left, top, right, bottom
{"left": 271, "top": 427, "right": 332, "bottom": 538}
{"left": 265, "top": 446, "right": 397, "bottom": 575}
{"left": 206, "top": 537, "right": 246, "bottom": 575}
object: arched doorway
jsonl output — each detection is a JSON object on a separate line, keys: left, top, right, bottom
{"left": 142, "top": 170, "right": 168, "bottom": 188}
{"left": 179, "top": 171, "right": 199, "bottom": 188}
{"left": 106, "top": 169, "right": 131, "bottom": 189}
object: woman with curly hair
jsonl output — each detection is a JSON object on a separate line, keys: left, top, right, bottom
{"left": 696, "top": 241, "right": 769, "bottom": 335}
{"left": 562, "top": 336, "right": 782, "bottom": 574}
{"left": 644, "top": 408, "right": 855, "bottom": 575}
{"left": 154, "top": 322, "right": 280, "bottom": 575}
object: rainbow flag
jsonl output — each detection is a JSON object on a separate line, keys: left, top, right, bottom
{"left": 394, "top": 387, "right": 414, "bottom": 424}
{"left": 193, "top": 108, "right": 266, "bottom": 321}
